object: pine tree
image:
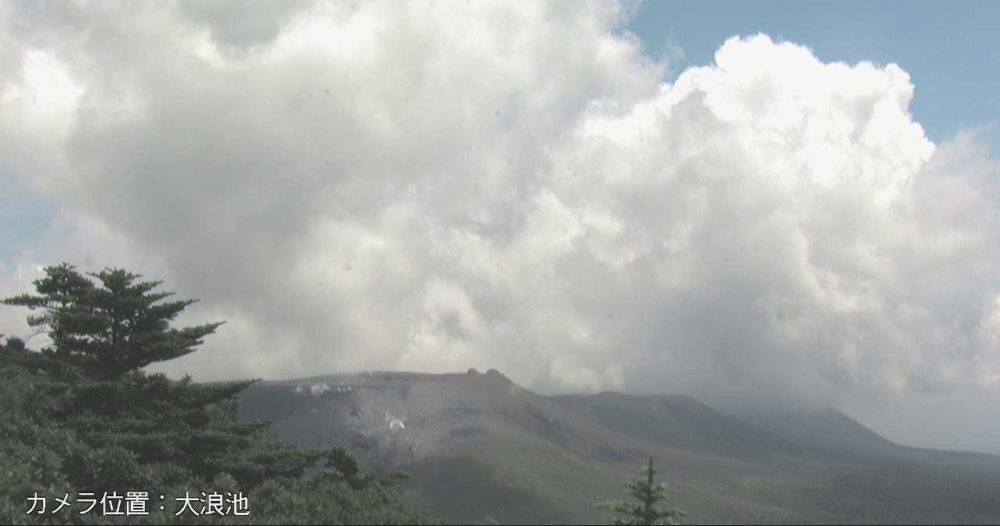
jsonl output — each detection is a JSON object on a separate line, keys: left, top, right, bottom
{"left": 598, "top": 457, "right": 686, "bottom": 525}
{"left": 2, "top": 263, "right": 316, "bottom": 490}
{"left": 3, "top": 263, "right": 222, "bottom": 380}
{"left": 2, "top": 263, "right": 436, "bottom": 523}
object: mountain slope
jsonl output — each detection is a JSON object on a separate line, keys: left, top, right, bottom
{"left": 239, "top": 370, "right": 1000, "bottom": 524}
{"left": 240, "top": 370, "right": 751, "bottom": 523}
{"left": 743, "top": 408, "right": 1000, "bottom": 472}
{"left": 551, "top": 392, "right": 808, "bottom": 459}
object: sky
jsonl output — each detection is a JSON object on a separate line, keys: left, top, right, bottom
{"left": 1, "top": 1, "right": 998, "bottom": 455}
{"left": 628, "top": 0, "right": 1000, "bottom": 147}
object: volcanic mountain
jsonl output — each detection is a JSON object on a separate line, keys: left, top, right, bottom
{"left": 239, "top": 370, "right": 1000, "bottom": 524}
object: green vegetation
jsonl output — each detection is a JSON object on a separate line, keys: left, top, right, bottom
{"left": 598, "top": 457, "right": 685, "bottom": 526}
{"left": 1, "top": 263, "right": 434, "bottom": 525}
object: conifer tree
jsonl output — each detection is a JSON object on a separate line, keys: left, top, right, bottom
{"left": 3, "top": 263, "right": 222, "bottom": 380}
{"left": 598, "top": 457, "right": 686, "bottom": 525}
{"left": 2, "top": 263, "right": 435, "bottom": 524}
{"left": 2, "top": 264, "right": 312, "bottom": 489}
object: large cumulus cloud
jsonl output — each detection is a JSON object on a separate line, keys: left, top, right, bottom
{"left": 1, "top": 1, "right": 998, "bottom": 450}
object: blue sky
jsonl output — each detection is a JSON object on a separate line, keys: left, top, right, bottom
{"left": 0, "top": 177, "right": 54, "bottom": 262}
{"left": 627, "top": 0, "right": 999, "bottom": 146}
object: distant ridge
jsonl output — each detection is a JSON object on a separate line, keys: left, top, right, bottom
{"left": 744, "top": 408, "right": 1000, "bottom": 472}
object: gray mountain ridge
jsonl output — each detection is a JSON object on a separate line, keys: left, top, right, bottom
{"left": 238, "top": 369, "right": 1000, "bottom": 524}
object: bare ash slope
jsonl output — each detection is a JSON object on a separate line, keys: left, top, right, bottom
{"left": 239, "top": 370, "right": 1000, "bottom": 525}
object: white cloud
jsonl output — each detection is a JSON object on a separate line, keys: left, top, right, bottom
{"left": 1, "top": 3, "right": 998, "bottom": 451}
